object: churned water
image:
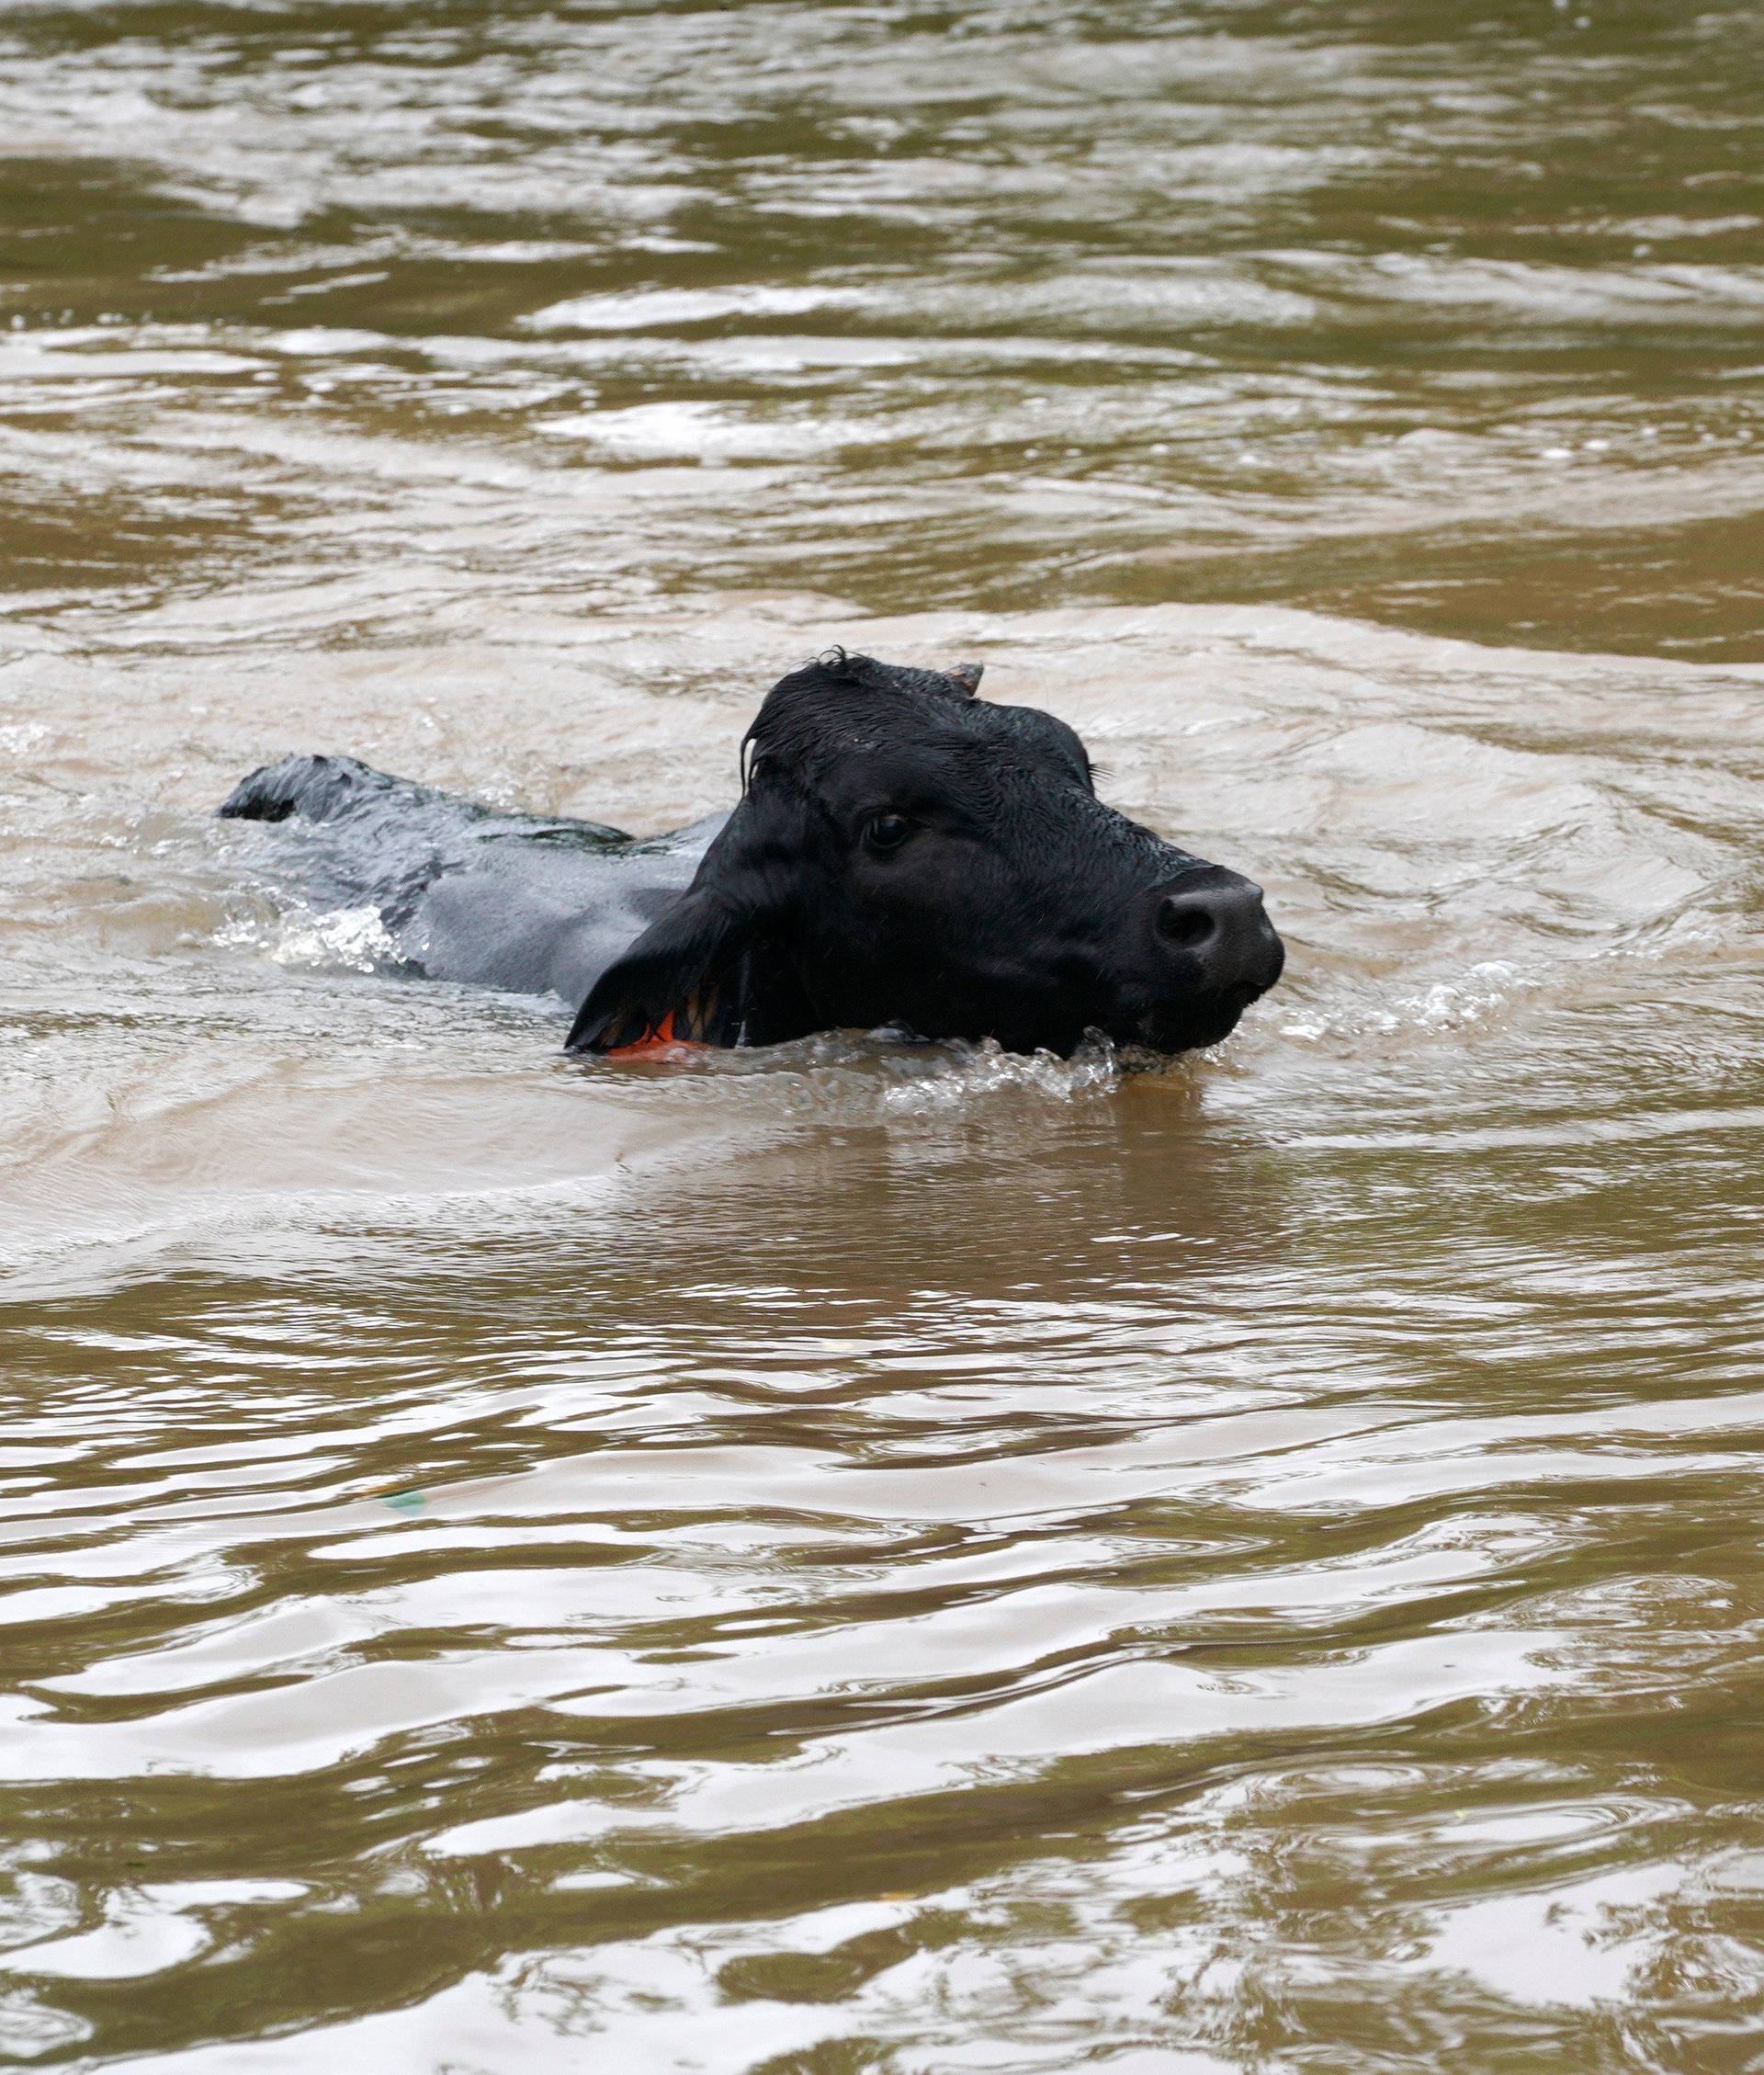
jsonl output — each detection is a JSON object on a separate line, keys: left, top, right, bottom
{"left": 2, "top": 4, "right": 1763, "bottom": 2069}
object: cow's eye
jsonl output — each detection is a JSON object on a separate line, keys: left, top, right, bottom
{"left": 865, "top": 812, "right": 911, "bottom": 854}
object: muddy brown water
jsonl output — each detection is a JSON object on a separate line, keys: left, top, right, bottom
{"left": 3, "top": 3, "right": 1764, "bottom": 2069}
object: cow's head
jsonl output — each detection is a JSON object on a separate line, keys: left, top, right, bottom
{"left": 566, "top": 652, "right": 1283, "bottom": 1058}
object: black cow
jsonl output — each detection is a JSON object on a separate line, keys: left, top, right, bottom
{"left": 220, "top": 652, "right": 1283, "bottom": 1058}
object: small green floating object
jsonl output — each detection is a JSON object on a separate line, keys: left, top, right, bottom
{"left": 383, "top": 1490, "right": 426, "bottom": 1517}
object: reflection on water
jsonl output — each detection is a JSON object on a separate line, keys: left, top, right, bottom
{"left": 3, "top": 2, "right": 1764, "bottom": 2069}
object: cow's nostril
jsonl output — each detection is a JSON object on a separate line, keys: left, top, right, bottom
{"left": 1158, "top": 895, "right": 1217, "bottom": 951}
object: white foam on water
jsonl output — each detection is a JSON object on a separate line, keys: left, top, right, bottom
{"left": 523, "top": 286, "right": 859, "bottom": 333}
{"left": 878, "top": 1034, "right": 1125, "bottom": 1112}
{"left": 1281, "top": 960, "right": 1539, "bottom": 1043}
{"left": 213, "top": 903, "right": 399, "bottom": 975}
{"left": 540, "top": 398, "right": 867, "bottom": 460}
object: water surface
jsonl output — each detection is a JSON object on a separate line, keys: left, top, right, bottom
{"left": 3, "top": 3, "right": 1763, "bottom": 2069}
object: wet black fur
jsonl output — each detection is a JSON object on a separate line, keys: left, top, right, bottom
{"left": 220, "top": 652, "right": 1283, "bottom": 1058}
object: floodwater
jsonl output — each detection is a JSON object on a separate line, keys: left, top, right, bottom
{"left": 2, "top": 1, "right": 1762, "bottom": 2067}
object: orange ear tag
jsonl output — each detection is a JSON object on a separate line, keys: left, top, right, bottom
{"left": 605, "top": 1012, "right": 707, "bottom": 1060}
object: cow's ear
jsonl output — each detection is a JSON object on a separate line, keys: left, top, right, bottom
{"left": 564, "top": 792, "right": 797, "bottom": 1055}
{"left": 564, "top": 887, "right": 747, "bottom": 1053}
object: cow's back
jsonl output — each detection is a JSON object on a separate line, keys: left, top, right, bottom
{"left": 220, "top": 754, "right": 729, "bottom": 1009}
